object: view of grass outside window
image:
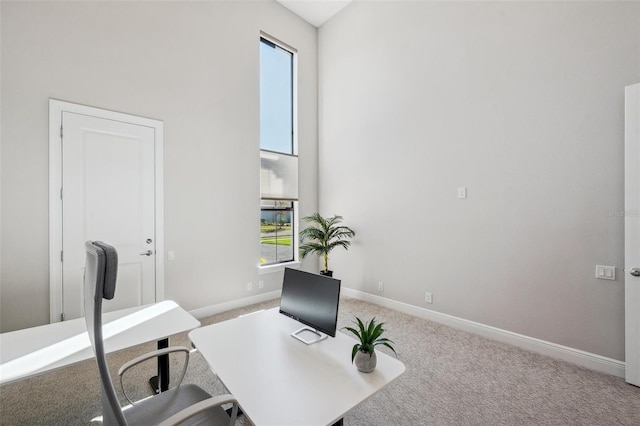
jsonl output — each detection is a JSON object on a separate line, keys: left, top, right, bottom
{"left": 260, "top": 36, "right": 297, "bottom": 266}
{"left": 260, "top": 201, "right": 294, "bottom": 265}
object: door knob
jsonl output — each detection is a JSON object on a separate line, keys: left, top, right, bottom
{"left": 140, "top": 250, "right": 153, "bottom": 256}
{"left": 631, "top": 268, "right": 640, "bottom": 277}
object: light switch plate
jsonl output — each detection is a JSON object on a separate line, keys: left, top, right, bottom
{"left": 595, "top": 265, "right": 616, "bottom": 281}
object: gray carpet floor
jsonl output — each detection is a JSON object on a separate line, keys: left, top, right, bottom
{"left": 1, "top": 296, "right": 639, "bottom": 425}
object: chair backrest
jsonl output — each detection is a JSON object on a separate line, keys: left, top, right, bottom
{"left": 84, "top": 241, "right": 127, "bottom": 426}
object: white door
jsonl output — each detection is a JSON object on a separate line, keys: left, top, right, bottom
{"left": 625, "top": 83, "right": 640, "bottom": 386}
{"left": 49, "top": 101, "right": 164, "bottom": 322}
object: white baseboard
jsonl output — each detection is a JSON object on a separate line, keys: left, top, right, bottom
{"left": 189, "top": 290, "right": 281, "bottom": 319}
{"left": 341, "top": 287, "right": 626, "bottom": 378}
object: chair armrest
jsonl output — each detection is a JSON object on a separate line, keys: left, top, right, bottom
{"left": 118, "top": 346, "right": 191, "bottom": 405}
{"left": 156, "top": 394, "right": 239, "bottom": 426}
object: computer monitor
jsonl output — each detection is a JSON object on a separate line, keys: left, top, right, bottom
{"left": 279, "top": 268, "right": 341, "bottom": 345}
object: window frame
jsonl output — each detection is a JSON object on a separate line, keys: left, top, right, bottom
{"left": 259, "top": 33, "right": 300, "bottom": 273}
{"left": 260, "top": 200, "right": 296, "bottom": 267}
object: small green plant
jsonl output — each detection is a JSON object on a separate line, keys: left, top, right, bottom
{"left": 343, "top": 317, "right": 397, "bottom": 361}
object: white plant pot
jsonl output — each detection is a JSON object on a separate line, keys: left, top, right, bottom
{"left": 354, "top": 349, "right": 377, "bottom": 373}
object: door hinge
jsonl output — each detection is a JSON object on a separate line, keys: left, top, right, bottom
{"left": 60, "top": 250, "right": 64, "bottom": 262}
{"left": 60, "top": 188, "right": 63, "bottom": 200}
{"left": 60, "top": 125, "right": 63, "bottom": 139}
{"left": 61, "top": 313, "right": 65, "bottom": 321}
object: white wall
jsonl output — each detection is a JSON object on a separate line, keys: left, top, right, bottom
{"left": 3, "top": 0, "right": 638, "bottom": 363}
{"left": 0, "top": 1, "right": 317, "bottom": 331}
{"left": 319, "top": 1, "right": 640, "bottom": 361}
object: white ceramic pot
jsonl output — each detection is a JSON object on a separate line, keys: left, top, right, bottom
{"left": 354, "top": 349, "right": 377, "bottom": 373}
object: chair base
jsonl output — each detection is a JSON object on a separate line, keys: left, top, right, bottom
{"left": 123, "top": 384, "right": 230, "bottom": 426}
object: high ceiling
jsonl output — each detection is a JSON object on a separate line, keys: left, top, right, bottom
{"left": 276, "top": 0, "right": 352, "bottom": 27}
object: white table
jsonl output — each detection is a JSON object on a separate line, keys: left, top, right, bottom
{"left": 190, "top": 308, "right": 406, "bottom": 426}
{"left": 0, "top": 300, "right": 200, "bottom": 387}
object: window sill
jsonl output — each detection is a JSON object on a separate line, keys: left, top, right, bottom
{"left": 258, "top": 261, "right": 301, "bottom": 275}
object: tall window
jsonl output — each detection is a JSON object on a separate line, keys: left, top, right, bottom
{"left": 260, "top": 36, "right": 298, "bottom": 266}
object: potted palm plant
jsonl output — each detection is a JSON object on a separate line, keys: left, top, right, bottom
{"left": 299, "top": 213, "right": 355, "bottom": 277}
{"left": 343, "top": 317, "right": 397, "bottom": 373}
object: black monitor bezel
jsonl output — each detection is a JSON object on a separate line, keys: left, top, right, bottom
{"left": 279, "top": 267, "right": 341, "bottom": 337}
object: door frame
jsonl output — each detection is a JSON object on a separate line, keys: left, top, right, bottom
{"left": 49, "top": 99, "right": 165, "bottom": 323}
{"left": 625, "top": 83, "right": 640, "bottom": 385}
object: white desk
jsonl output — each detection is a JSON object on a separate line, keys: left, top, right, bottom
{"left": 0, "top": 300, "right": 200, "bottom": 386}
{"left": 190, "top": 308, "right": 405, "bottom": 426}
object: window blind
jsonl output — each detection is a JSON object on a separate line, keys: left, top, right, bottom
{"left": 260, "top": 150, "right": 298, "bottom": 200}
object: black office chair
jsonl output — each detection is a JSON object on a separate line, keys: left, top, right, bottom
{"left": 84, "top": 240, "right": 238, "bottom": 425}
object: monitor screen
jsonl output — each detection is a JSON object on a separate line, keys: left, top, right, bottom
{"left": 279, "top": 268, "right": 341, "bottom": 337}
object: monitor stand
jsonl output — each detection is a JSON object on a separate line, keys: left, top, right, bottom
{"left": 291, "top": 327, "right": 328, "bottom": 345}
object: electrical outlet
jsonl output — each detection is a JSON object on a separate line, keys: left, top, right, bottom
{"left": 425, "top": 292, "right": 433, "bottom": 304}
{"left": 378, "top": 282, "right": 384, "bottom": 291}
{"left": 247, "top": 282, "right": 253, "bottom": 291}
{"left": 258, "top": 280, "right": 264, "bottom": 289}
